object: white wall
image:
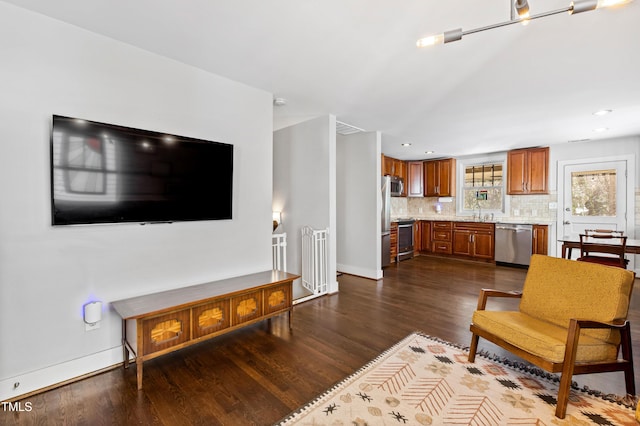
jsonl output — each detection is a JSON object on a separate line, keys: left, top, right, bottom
{"left": 336, "top": 132, "right": 382, "bottom": 279}
{"left": 549, "top": 136, "right": 640, "bottom": 190}
{"left": 273, "top": 116, "right": 339, "bottom": 298}
{"left": 0, "top": 2, "right": 273, "bottom": 400}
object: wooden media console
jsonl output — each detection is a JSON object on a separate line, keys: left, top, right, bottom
{"left": 111, "top": 270, "right": 300, "bottom": 390}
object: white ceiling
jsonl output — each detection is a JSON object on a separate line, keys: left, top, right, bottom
{"left": 5, "top": 0, "right": 640, "bottom": 160}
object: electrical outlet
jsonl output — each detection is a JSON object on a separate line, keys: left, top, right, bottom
{"left": 549, "top": 202, "right": 558, "bottom": 209}
{"left": 513, "top": 209, "right": 520, "bottom": 216}
{"left": 85, "top": 321, "right": 101, "bottom": 332}
{"left": 419, "top": 207, "right": 423, "bottom": 213}
{"left": 531, "top": 209, "right": 537, "bottom": 216}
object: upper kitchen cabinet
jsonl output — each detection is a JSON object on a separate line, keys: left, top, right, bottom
{"left": 424, "top": 158, "right": 456, "bottom": 197}
{"left": 382, "top": 154, "right": 404, "bottom": 177}
{"left": 407, "top": 161, "right": 424, "bottom": 197}
{"left": 382, "top": 154, "right": 407, "bottom": 196}
{"left": 507, "top": 147, "right": 549, "bottom": 195}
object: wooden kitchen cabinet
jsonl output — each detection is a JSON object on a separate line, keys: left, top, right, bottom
{"left": 431, "top": 221, "right": 452, "bottom": 254}
{"left": 507, "top": 147, "right": 549, "bottom": 195}
{"left": 390, "top": 222, "right": 398, "bottom": 263}
{"left": 414, "top": 221, "right": 422, "bottom": 252}
{"left": 382, "top": 154, "right": 407, "bottom": 196}
{"left": 424, "top": 158, "right": 456, "bottom": 197}
{"left": 418, "top": 221, "right": 431, "bottom": 253}
{"left": 532, "top": 224, "right": 548, "bottom": 255}
{"left": 382, "top": 155, "right": 404, "bottom": 177}
{"left": 407, "top": 161, "right": 424, "bottom": 197}
{"left": 452, "top": 222, "right": 495, "bottom": 261}
{"left": 382, "top": 155, "right": 393, "bottom": 176}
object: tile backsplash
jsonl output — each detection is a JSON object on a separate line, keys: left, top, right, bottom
{"left": 393, "top": 189, "right": 640, "bottom": 229}
{"left": 391, "top": 194, "right": 557, "bottom": 223}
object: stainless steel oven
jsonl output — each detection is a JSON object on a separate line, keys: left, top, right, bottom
{"left": 397, "top": 219, "right": 414, "bottom": 261}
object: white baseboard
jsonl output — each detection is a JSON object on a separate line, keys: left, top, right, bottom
{"left": 0, "top": 346, "right": 123, "bottom": 402}
{"left": 336, "top": 264, "right": 382, "bottom": 280}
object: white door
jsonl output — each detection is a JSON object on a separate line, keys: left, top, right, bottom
{"left": 560, "top": 159, "right": 628, "bottom": 259}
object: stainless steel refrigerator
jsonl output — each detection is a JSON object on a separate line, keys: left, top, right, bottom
{"left": 381, "top": 175, "right": 391, "bottom": 267}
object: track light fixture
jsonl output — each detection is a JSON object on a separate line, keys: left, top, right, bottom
{"left": 416, "top": 0, "right": 633, "bottom": 47}
{"left": 515, "top": 0, "right": 530, "bottom": 18}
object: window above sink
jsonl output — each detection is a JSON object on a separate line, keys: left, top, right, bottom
{"left": 457, "top": 153, "right": 507, "bottom": 218}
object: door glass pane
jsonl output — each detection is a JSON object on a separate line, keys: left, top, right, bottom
{"left": 571, "top": 169, "right": 616, "bottom": 216}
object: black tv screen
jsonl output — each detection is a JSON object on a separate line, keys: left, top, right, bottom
{"left": 50, "top": 115, "right": 233, "bottom": 225}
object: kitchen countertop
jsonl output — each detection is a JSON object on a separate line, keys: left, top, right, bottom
{"left": 392, "top": 215, "right": 555, "bottom": 225}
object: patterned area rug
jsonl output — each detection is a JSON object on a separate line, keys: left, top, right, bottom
{"left": 277, "top": 332, "right": 636, "bottom": 425}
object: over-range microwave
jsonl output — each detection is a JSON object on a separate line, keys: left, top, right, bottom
{"left": 389, "top": 175, "right": 404, "bottom": 196}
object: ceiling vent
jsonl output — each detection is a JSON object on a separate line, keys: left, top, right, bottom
{"left": 336, "top": 121, "right": 365, "bottom": 135}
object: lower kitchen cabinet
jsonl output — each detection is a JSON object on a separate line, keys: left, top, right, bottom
{"left": 532, "top": 224, "right": 548, "bottom": 255}
{"left": 452, "top": 222, "right": 495, "bottom": 261}
{"left": 413, "top": 220, "right": 547, "bottom": 264}
{"left": 420, "top": 221, "right": 431, "bottom": 253}
{"left": 390, "top": 222, "right": 398, "bottom": 263}
{"left": 431, "top": 221, "right": 452, "bottom": 254}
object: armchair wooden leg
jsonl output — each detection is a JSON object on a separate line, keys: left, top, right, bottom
{"left": 620, "top": 322, "right": 636, "bottom": 395}
{"left": 556, "top": 319, "right": 581, "bottom": 419}
{"left": 468, "top": 333, "right": 479, "bottom": 363}
{"left": 556, "top": 369, "right": 573, "bottom": 418}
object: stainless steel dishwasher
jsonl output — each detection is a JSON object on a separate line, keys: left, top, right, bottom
{"left": 495, "top": 223, "right": 533, "bottom": 266}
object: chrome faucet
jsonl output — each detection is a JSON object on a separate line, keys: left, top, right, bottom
{"left": 475, "top": 201, "right": 482, "bottom": 222}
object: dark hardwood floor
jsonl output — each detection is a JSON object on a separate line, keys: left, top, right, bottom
{"left": 2, "top": 255, "right": 638, "bottom": 425}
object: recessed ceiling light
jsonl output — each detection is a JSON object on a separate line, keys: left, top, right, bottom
{"left": 593, "top": 109, "right": 613, "bottom": 116}
{"left": 401, "top": 143, "right": 412, "bottom": 147}
{"left": 593, "top": 127, "right": 609, "bottom": 132}
{"left": 425, "top": 150, "right": 435, "bottom": 154}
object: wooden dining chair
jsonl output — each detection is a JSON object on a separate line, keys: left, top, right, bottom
{"left": 584, "top": 229, "right": 624, "bottom": 237}
{"left": 577, "top": 233, "right": 628, "bottom": 269}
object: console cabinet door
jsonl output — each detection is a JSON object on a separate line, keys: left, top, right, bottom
{"left": 231, "top": 291, "right": 263, "bottom": 325}
{"left": 193, "top": 299, "right": 231, "bottom": 339}
{"left": 264, "top": 284, "right": 292, "bottom": 315}
{"left": 143, "top": 310, "right": 191, "bottom": 355}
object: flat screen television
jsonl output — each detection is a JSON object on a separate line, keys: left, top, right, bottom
{"left": 50, "top": 115, "right": 233, "bottom": 225}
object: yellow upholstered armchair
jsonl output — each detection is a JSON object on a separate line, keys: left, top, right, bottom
{"left": 468, "top": 254, "right": 636, "bottom": 419}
